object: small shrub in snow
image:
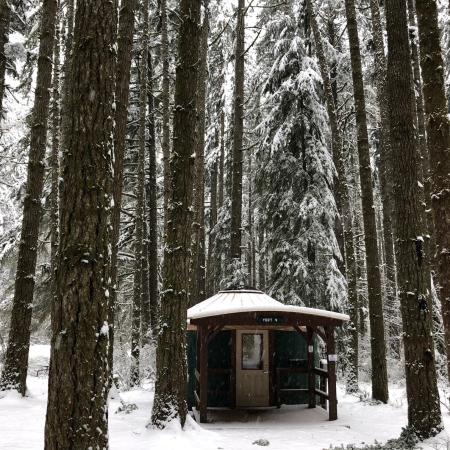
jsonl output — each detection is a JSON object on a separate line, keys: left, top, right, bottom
{"left": 252, "top": 439, "right": 270, "bottom": 446}
{"left": 115, "top": 400, "right": 138, "bottom": 415}
{"left": 328, "top": 427, "right": 420, "bottom": 449}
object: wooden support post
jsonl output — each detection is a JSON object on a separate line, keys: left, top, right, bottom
{"left": 307, "top": 326, "right": 316, "bottom": 408}
{"left": 199, "top": 324, "right": 208, "bottom": 423}
{"left": 230, "top": 329, "right": 236, "bottom": 408}
{"left": 325, "top": 326, "right": 337, "bottom": 421}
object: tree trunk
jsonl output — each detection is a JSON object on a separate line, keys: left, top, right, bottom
{"left": 161, "top": 0, "right": 171, "bottom": 234}
{"left": 0, "top": 0, "right": 58, "bottom": 395}
{"left": 131, "top": 4, "right": 149, "bottom": 384}
{"left": 414, "top": 0, "right": 450, "bottom": 386}
{"left": 385, "top": 0, "right": 442, "bottom": 438}
{"left": 408, "top": 0, "right": 435, "bottom": 257}
{"left": 43, "top": 0, "right": 116, "bottom": 445}
{"left": 344, "top": 0, "right": 388, "bottom": 403}
{"left": 49, "top": 5, "right": 61, "bottom": 281}
{"left": 141, "top": 217, "right": 151, "bottom": 345}
{"left": 190, "top": 11, "right": 208, "bottom": 306}
{"left": 218, "top": 110, "right": 225, "bottom": 210}
{"left": 206, "top": 159, "right": 218, "bottom": 297}
{"left": 258, "top": 219, "right": 265, "bottom": 290}
{"left": 109, "top": 0, "right": 138, "bottom": 372}
{"left": 0, "top": 0, "right": 10, "bottom": 121}
{"left": 368, "top": 0, "right": 399, "bottom": 355}
{"left": 247, "top": 151, "right": 256, "bottom": 287}
{"left": 307, "top": 0, "right": 359, "bottom": 393}
{"left": 58, "top": 0, "right": 74, "bottom": 160}
{"left": 146, "top": 51, "right": 159, "bottom": 337}
{"left": 151, "top": 0, "right": 202, "bottom": 428}
{"left": 230, "top": 0, "right": 245, "bottom": 263}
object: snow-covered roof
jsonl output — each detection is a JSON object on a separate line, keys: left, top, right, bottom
{"left": 187, "top": 290, "right": 349, "bottom": 322}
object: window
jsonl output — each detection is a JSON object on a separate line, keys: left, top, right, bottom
{"left": 242, "top": 333, "right": 264, "bottom": 370}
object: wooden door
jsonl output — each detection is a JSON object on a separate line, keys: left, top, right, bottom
{"left": 236, "top": 330, "right": 269, "bottom": 407}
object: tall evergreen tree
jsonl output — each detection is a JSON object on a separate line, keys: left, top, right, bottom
{"left": 385, "top": 0, "right": 442, "bottom": 438}
{"left": 190, "top": 8, "right": 209, "bottom": 306}
{"left": 151, "top": 0, "right": 202, "bottom": 428}
{"left": 109, "top": 0, "right": 138, "bottom": 370}
{"left": 0, "top": 0, "right": 10, "bottom": 121}
{"left": 0, "top": 0, "right": 58, "bottom": 395}
{"left": 344, "top": 0, "right": 388, "bottom": 403}
{"left": 160, "top": 0, "right": 171, "bottom": 234}
{"left": 307, "top": 0, "right": 359, "bottom": 392}
{"left": 43, "top": 0, "right": 117, "bottom": 445}
{"left": 230, "top": 0, "right": 245, "bottom": 267}
{"left": 254, "top": 1, "right": 345, "bottom": 309}
{"left": 146, "top": 50, "right": 159, "bottom": 337}
{"left": 368, "top": 0, "right": 398, "bottom": 347}
{"left": 415, "top": 0, "right": 450, "bottom": 383}
{"left": 130, "top": 0, "right": 150, "bottom": 385}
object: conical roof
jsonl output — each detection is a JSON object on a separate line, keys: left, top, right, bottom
{"left": 187, "top": 289, "right": 349, "bottom": 322}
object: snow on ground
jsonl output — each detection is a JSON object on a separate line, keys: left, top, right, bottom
{"left": 1, "top": 345, "right": 450, "bottom": 449}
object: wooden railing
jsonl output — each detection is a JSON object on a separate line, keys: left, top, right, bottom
{"left": 275, "top": 367, "right": 309, "bottom": 407}
{"left": 275, "top": 365, "right": 330, "bottom": 409}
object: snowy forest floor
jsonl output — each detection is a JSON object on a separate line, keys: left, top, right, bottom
{"left": 1, "top": 346, "right": 450, "bottom": 449}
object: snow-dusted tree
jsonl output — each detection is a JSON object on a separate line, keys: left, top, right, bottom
{"left": 386, "top": 0, "right": 442, "bottom": 438}
{"left": 344, "top": 0, "right": 388, "bottom": 403}
{"left": 43, "top": 0, "right": 116, "bottom": 445}
{"left": 190, "top": 7, "right": 209, "bottom": 306}
{"left": 415, "top": 0, "right": 450, "bottom": 385}
{"left": 0, "top": 0, "right": 10, "bottom": 120}
{"left": 160, "top": 0, "right": 171, "bottom": 234}
{"left": 130, "top": 0, "right": 150, "bottom": 386}
{"left": 254, "top": 1, "right": 345, "bottom": 310}
{"left": 109, "top": 0, "right": 138, "bottom": 371}
{"left": 0, "top": 0, "right": 58, "bottom": 395}
{"left": 151, "top": 0, "right": 202, "bottom": 428}
{"left": 229, "top": 0, "right": 245, "bottom": 268}
{"left": 205, "top": 0, "right": 233, "bottom": 291}
{"left": 307, "top": 0, "right": 359, "bottom": 392}
{"left": 145, "top": 50, "right": 158, "bottom": 340}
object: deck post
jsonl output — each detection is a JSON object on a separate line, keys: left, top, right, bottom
{"left": 199, "top": 324, "right": 208, "bottom": 423}
{"left": 230, "top": 329, "right": 236, "bottom": 408}
{"left": 306, "top": 326, "right": 316, "bottom": 408}
{"left": 325, "top": 326, "right": 337, "bottom": 420}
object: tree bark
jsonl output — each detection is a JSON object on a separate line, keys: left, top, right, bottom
{"left": 151, "top": 0, "right": 202, "bottom": 428}
{"left": 160, "top": 0, "right": 171, "bottom": 234}
{"left": 344, "top": 0, "right": 388, "bottom": 403}
{"left": 206, "top": 159, "right": 218, "bottom": 297}
{"left": 0, "top": 0, "right": 10, "bottom": 122}
{"left": 44, "top": 0, "right": 116, "bottom": 445}
{"left": 385, "top": 0, "right": 442, "bottom": 438}
{"left": 218, "top": 110, "right": 225, "bottom": 210}
{"left": 368, "top": 0, "right": 399, "bottom": 355}
{"left": 109, "top": 0, "right": 138, "bottom": 372}
{"left": 131, "top": 3, "right": 149, "bottom": 385}
{"left": 0, "top": 0, "right": 58, "bottom": 395}
{"left": 58, "top": 0, "right": 74, "bottom": 161}
{"left": 190, "top": 11, "right": 208, "bottom": 306}
{"left": 146, "top": 51, "right": 159, "bottom": 337}
{"left": 307, "top": 0, "right": 359, "bottom": 393}
{"left": 141, "top": 217, "right": 151, "bottom": 345}
{"left": 230, "top": 0, "right": 245, "bottom": 262}
{"left": 407, "top": 0, "right": 435, "bottom": 255}
{"left": 49, "top": 4, "right": 61, "bottom": 282}
{"left": 414, "top": 0, "right": 450, "bottom": 385}
{"left": 258, "top": 218, "right": 265, "bottom": 290}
